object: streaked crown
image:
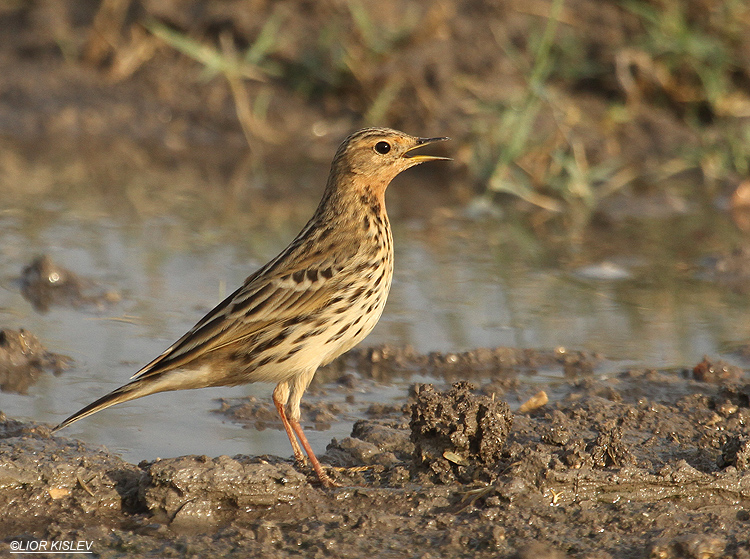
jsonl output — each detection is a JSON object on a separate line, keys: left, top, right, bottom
{"left": 329, "top": 127, "right": 449, "bottom": 188}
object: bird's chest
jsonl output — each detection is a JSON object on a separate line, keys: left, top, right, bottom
{"left": 313, "top": 225, "right": 393, "bottom": 361}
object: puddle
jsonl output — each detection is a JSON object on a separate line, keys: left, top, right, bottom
{"left": 1, "top": 160, "right": 749, "bottom": 464}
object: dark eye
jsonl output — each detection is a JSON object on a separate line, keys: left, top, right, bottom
{"left": 374, "top": 141, "right": 391, "bottom": 155}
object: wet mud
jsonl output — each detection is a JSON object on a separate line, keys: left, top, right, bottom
{"left": 2, "top": 1, "right": 750, "bottom": 556}
{"left": 2, "top": 347, "right": 749, "bottom": 558}
{"left": 20, "top": 255, "right": 121, "bottom": 313}
{"left": 0, "top": 328, "right": 71, "bottom": 395}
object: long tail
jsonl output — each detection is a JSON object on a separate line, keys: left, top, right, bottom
{"left": 52, "top": 377, "right": 162, "bottom": 433}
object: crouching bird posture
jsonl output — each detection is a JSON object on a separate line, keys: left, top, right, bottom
{"left": 54, "top": 128, "right": 449, "bottom": 487}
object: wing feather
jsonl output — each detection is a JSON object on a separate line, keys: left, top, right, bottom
{"left": 130, "top": 259, "right": 345, "bottom": 380}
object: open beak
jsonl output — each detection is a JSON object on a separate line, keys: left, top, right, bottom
{"left": 403, "top": 136, "right": 451, "bottom": 163}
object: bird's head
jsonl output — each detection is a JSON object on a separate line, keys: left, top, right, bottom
{"left": 329, "top": 127, "right": 450, "bottom": 198}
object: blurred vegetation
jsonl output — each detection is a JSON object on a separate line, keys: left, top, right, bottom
{"left": 618, "top": 0, "right": 750, "bottom": 181}
{"left": 1, "top": 0, "right": 750, "bottom": 230}
{"left": 468, "top": 0, "right": 638, "bottom": 231}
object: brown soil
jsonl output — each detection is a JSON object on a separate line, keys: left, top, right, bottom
{"left": 0, "top": 328, "right": 71, "bottom": 395}
{"left": 2, "top": 1, "right": 750, "bottom": 557}
{"left": 2, "top": 346, "right": 749, "bottom": 558}
{"left": 20, "top": 255, "right": 121, "bottom": 313}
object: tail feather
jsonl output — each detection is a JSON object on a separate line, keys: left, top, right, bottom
{"left": 52, "top": 379, "right": 155, "bottom": 433}
{"left": 53, "top": 363, "right": 219, "bottom": 433}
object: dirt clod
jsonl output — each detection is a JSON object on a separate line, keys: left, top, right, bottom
{"left": 20, "top": 255, "right": 120, "bottom": 313}
{"left": 589, "top": 421, "right": 635, "bottom": 468}
{"left": 649, "top": 534, "right": 726, "bottom": 559}
{"left": 719, "top": 436, "right": 750, "bottom": 471}
{"left": 0, "top": 328, "right": 72, "bottom": 394}
{"left": 410, "top": 381, "right": 513, "bottom": 483}
{"left": 692, "top": 356, "right": 743, "bottom": 383}
{"left": 140, "top": 455, "right": 310, "bottom": 525}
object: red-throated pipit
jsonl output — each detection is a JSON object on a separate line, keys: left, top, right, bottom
{"left": 53, "top": 128, "right": 449, "bottom": 486}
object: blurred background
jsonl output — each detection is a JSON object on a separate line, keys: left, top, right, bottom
{"left": 1, "top": 0, "right": 750, "bottom": 459}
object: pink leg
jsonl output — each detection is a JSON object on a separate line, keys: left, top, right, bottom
{"left": 290, "top": 419, "right": 338, "bottom": 488}
{"left": 272, "top": 384, "right": 305, "bottom": 463}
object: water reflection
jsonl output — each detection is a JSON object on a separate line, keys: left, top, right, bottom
{"left": 0, "top": 173, "right": 748, "bottom": 462}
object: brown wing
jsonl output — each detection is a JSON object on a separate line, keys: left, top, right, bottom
{"left": 130, "top": 254, "right": 346, "bottom": 381}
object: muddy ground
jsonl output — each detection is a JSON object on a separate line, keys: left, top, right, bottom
{"left": 2, "top": 1, "right": 750, "bottom": 557}
{"left": 2, "top": 346, "right": 750, "bottom": 558}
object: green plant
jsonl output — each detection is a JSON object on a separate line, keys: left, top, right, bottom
{"left": 287, "top": 1, "right": 422, "bottom": 124}
{"left": 145, "top": 11, "right": 285, "bottom": 146}
{"left": 620, "top": 0, "right": 736, "bottom": 112}
{"left": 620, "top": 0, "right": 750, "bottom": 184}
{"left": 471, "top": 0, "right": 634, "bottom": 222}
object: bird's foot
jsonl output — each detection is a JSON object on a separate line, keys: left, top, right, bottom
{"left": 314, "top": 469, "right": 340, "bottom": 488}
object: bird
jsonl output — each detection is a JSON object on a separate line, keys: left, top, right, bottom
{"left": 53, "top": 127, "right": 449, "bottom": 487}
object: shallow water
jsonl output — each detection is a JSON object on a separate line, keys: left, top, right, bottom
{"left": 1, "top": 166, "right": 749, "bottom": 463}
